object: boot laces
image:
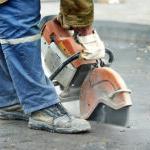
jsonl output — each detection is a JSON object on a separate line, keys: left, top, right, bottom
{"left": 44, "top": 103, "right": 71, "bottom": 119}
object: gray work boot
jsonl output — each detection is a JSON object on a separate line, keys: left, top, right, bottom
{"left": 28, "top": 103, "right": 91, "bottom": 133}
{"left": 0, "top": 104, "right": 28, "bottom": 121}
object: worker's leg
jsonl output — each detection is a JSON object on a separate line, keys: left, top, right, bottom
{"left": 0, "top": 44, "right": 19, "bottom": 108}
{"left": 1, "top": 40, "right": 59, "bottom": 114}
{"left": 0, "top": 0, "right": 59, "bottom": 114}
{"left": 58, "top": 0, "right": 94, "bottom": 28}
{"left": 0, "top": 44, "right": 28, "bottom": 120}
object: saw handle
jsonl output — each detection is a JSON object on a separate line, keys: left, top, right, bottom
{"left": 109, "top": 89, "right": 131, "bottom": 99}
{"left": 49, "top": 52, "right": 80, "bottom": 81}
{"left": 100, "top": 48, "right": 114, "bottom": 67}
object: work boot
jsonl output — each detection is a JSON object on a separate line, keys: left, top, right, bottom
{"left": 0, "top": 104, "right": 28, "bottom": 121}
{"left": 28, "top": 103, "right": 91, "bottom": 133}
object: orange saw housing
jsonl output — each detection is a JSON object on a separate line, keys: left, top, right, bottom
{"left": 41, "top": 17, "right": 132, "bottom": 123}
{"left": 41, "top": 19, "right": 96, "bottom": 68}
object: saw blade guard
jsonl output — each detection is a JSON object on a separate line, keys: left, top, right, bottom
{"left": 80, "top": 67, "right": 132, "bottom": 119}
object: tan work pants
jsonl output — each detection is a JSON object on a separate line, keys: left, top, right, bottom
{"left": 58, "top": 0, "right": 94, "bottom": 28}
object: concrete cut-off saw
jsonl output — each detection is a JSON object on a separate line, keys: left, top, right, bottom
{"left": 39, "top": 16, "right": 132, "bottom": 126}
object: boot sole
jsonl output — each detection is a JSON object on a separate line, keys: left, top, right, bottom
{"left": 0, "top": 111, "right": 29, "bottom": 121}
